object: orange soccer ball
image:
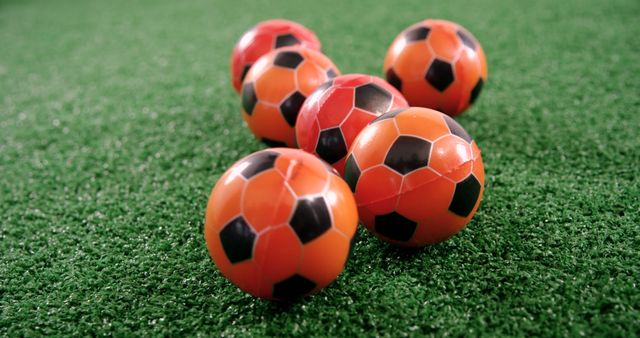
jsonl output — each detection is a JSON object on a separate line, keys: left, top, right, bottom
{"left": 384, "top": 19, "right": 488, "bottom": 116}
{"left": 344, "top": 107, "right": 485, "bottom": 247}
{"left": 230, "top": 19, "right": 321, "bottom": 93}
{"left": 241, "top": 46, "right": 340, "bottom": 147}
{"left": 204, "top": 148, "right": 358, "bottom": 301}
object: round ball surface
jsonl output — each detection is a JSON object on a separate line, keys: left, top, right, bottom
{"left": 296, "top": 74, "right": 409, "bottom": 175}
{"left": 383, "top": 19, "right": 487, "bottom": 116}
{"left": 204, "top": 148, "right": 358, "bottom": 301}
{"left": 241, "top": 46, "right": 340, "bottom": 148}
{"left": 344, "top": 107, "right": 484, "bottom": 247}
{"left": 230, "top": 19, "right": 321, "bottom": 93}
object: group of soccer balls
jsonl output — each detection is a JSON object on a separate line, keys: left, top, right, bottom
{"left": 205, "top": 19, "right": 488, "bottom": 301}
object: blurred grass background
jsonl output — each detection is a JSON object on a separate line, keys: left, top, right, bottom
{"left": 1, "top": 0, "right": 639, "bottom": 335}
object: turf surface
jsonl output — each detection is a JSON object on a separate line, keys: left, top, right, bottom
{"left": 1, "top": 0, "right": 639, "bottom": 335}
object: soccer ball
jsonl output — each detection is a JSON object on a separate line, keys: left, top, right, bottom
{"left": 230, "top": 19, "right": 321, "bottom": 93}
{"left": 296, "top": 74, "right": 408, "bottom": 175}
{"left": 384, "top": 19, "right": 487, "bottom": 116}
{"left": 241, "top": 46, "right": 340, "bottom": 148}
{"left": 204, "top": 148, "right": 358, "bottom": 301}
{"left": 344, "top": 107, "right": 484, "bottom": 247}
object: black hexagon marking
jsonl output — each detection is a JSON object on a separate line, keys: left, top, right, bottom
{"left": 240, "top": 64, "right": 251, "bottom": 83}
{"left": 272, "top": 274, "right": 316, "bottom": 300}
{"left": 449, "top": 174, "right": 481, "bottom": 217}
{"left": 425, "top": 59, "right": 454, "bottom": 92}
{"left": 262, "top": 138, "right": 287, "bottom": 148}
{"left": 470, "top": 78, "right": 483, "bottom": 105}
{"left": 275, "top": 33, "right": 301, "bottom": 48}
{"left": 219, "top": 216, "right": 256, "bottom": 264}
{"left": 386, "top": 68, "right": 402, "bottom": 92}
{"left": 239, "top": 150, "right": 279, "bottom": 179}
{"left": 326, "top": 68, "right": 338, "bottom": 79}
{"left": 316, "top": 128, "right": 347, "bottom": 164}
{"left": 456, "top": 30, "right": 476, "bottom": 50}
{"left": 375, "top": 211, "right": 417, "bottom": 242}
{"left": 241, "top": 83, "right": 257, "bottom": 115}
{"left": 384, "top": 136, "right": 431, "bottom": 175}
{"left": 405, "top": 26, "right": 431, "bottom": 42}
{"left": 443, "top": 115, "right": 472, "bottom": 143}
{"left": 344, "top": 154, "right": 360, "bottom": 192}
{"left": 280, "top": 91, "right": 306, "bottom": 127}
{"left": 355, "top": 83, "right": 393, "bottom": 114}
{"left": 370, "top": 108, "right": 407, "bottom": 125}
{"left": 274, "top": 51, "right": 304, "bottom": 69}
{"left": 290, "top": 196, "right": 331, "bottom": 244}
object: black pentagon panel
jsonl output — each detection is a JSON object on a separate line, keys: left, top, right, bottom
{"left": 272, "top": 274, "right": 316, "bottom": 300}
{"left": 375, "top": 212, "right": 417, "bottom": 242}
{"left": 290, "top": 196, "right": 331, "bottom": 244}
{"left": 443, "top": 115, "right": 472, "bottom": 143}
{"left": 239, "top": 151, "right": 279, "bottom": 179}
{"left": 343, "top": 154, "right": 361, "bottom": 192}
{"left": 385, "top": 68, "right": 402, "bottom": 92}
{"left": 275, "top": 33, "right": 301, "bottom": 48}
{"left": 261, "top": 138, "right": 287, "bottom": 148}
{"left": 449, "top": 174, "right": 482, "bottom": 217}
{"left": 240, "top": 64, "right": 251, "bottom": 83}
{"left": 219, "top": 216, "right": 256, "bottom": 264}
{"left": 316, "top": 128, "right": 347, "bottom": 164}
{"left": 355, "top": 83, "right": 393, "bottom": 114}
{"left": 425, "top": 59, "right": 454, "bottom": 92}
{"left": 384, "top": 136, "right": 431, "bottom": 175}
{"left": 405, "top": 26, "right": 431, "bottom": 42}
{"left": 326, "top": 68, "right": 338, "bottom": 79}
{"left": 280, "top": 91, "right": 306, "bottom": 127}
{"left": 241, "top": 83, "right": 257, "bottom": 115}
{"left": 470, "top": 78, "right": 484, "bottom": 105}
{"left": 370, "top": 108, "right": 406, "bottom": 125}
{"left": 274, "top": 51, "right": 304, "bottom": 69}
{"left": 456, "top": 30, "right": 476, "bottom": 50}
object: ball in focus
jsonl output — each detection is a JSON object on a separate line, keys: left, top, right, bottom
{"left": 241, "top": 46, "right": 340, "bottom": 147}
{"left": 384, "top": 19, "right": 487, "bottom": 116}
{"left": 344, "top": 107, "right": 484, "bottom": 247}
{"left": 296, "top": 74, "right": 409, "bottom": 175}
{"left": 230, "top": 19, "right": 321, "bottom": 93}
{"left": 204, "top": 148, "right": 358, "bottom": 301}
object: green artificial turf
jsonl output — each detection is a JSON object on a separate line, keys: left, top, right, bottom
{"left": 1, "top": 0, "right": 639, "bottom": 335}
